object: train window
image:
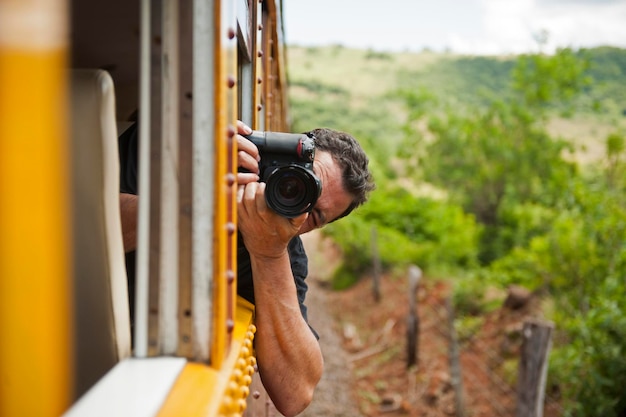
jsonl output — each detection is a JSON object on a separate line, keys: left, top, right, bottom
{"left": 237, "top": 0, "right": 260, "bottom": 126}
{"left": 237, "top": 0, "right": 253, "bottom": 62}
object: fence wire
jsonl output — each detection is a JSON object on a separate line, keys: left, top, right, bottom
{"left": 417, "top": 296, "right": 564, "bottom": 417}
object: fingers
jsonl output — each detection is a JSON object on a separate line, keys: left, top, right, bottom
{"left": 238, "top": 182, "right": 303, "bottom": 254}
{"left": 235, "top": 120, "right": 262, "bottom": 186}
{"left": 237, "top": 148, "right": 260, "bottom": 174}
{"left": 238, "top": 182, "right": 267, "bottom": 213}
{"left": 237, "top": 172, "right": 259, "bottom": 185}
{"left": 237, "top": 183, "right": 253, "bottom": 219}
{"left": 237, "top": 135, "right": 260, "bottom": 158}
{"left": 254, "top": 182, "right": 267, "bottom": 213}
{"left": 237, "top": 185, "right": 245, "bottom": 203}
{"left": 238, "top": 182, "right": 270, "bottom": 229}
{"left": 236, "top": 120, "right": 252, "bottom": 135}
{"left": 236, "top": 123, "right": 260, "bottom": 175}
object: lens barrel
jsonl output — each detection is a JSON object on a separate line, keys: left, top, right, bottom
{"left": 265, "top": 165, "right": 322, "bottom": 218}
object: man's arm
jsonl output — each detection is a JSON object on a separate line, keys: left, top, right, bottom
{"left": 250, "top": 251, "right": 324, "bottom": 416}
{"left": 237, "top": 181, "right": 323, "bottom": 417}
{"left": 120, "top": 193, "right": 138, "bottom": 252}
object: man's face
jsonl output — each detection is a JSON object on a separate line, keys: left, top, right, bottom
{"left": 298, "top": 150, "right": 353, "bottom": 235}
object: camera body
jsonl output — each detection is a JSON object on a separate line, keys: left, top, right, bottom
{"left": 244, "top": 130, "right": 322, "bottom": 218}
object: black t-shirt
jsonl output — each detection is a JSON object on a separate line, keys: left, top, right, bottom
{"left": 118, "top": 123, "right": 314, "bottom": 333}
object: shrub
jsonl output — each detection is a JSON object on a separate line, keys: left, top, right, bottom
{"left": 324, "top": 186, "right": 481, "bottom": 286}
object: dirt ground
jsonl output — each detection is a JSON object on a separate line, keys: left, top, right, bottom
{"left": 298, "top": 277, "right": 363, "bottom": 417}
{"left": 299, "top": 231, "right": 561, "bottom": 417}
{"left": 296, "top": 231, "right": 360, "bottom": 416}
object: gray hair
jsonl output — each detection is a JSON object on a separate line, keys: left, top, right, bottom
{"left": 308, "top": 128, "right": 375, "bottom": 220}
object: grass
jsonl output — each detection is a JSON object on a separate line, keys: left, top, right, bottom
{"left": 287, "top": 45, "right": 445, "bottom": 100}
{"left": 548, "top": 114, "right": 626, "bottom": 164}
{"left": 287, "top": 45, "right": 626, "bottom": 166}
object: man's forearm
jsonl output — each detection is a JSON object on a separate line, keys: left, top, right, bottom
{"left": 120, "top": 193, "right": 138, "bottom": 252}
{"left": 250, "top": 252, "right": 324, "bottom": 417}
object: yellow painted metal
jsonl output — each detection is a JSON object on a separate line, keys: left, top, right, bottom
{"left": 225, "top": 0, "right": 239, "bottom": 367}
{"left": 251, "top": 0, "right": 262, "bottom": 129}
{"left": 157, "top": 363, "right": 221, "bottom": 416}
{"left": 158, "top": 298, "right": 256, "bottom": 417}
{"left": 0, "top": 0, "right": 73, "bottom": 415}
{"left": 211, "top": 0, "right": 228, "bottom": 369}
{"left": 211, "top": 0, "right": 238, "bottom": 369}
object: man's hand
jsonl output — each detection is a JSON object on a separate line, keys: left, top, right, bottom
{"left": 237, "top": 181, "right": 308, "bottom": 259}
{"left": 236, "top": 119, "right": 308, "bottom": 257}
{"left": 236, "top": 120, "right": 260, "bottom": 185}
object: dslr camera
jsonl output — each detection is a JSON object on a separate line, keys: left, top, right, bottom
{"left": 244, "top": 130, "right": 322, "bottom": 218}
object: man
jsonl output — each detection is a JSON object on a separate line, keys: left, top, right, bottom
{"left": 119, "top": 121, "right": 374, "bottom": 416}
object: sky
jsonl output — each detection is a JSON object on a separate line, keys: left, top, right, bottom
{"left": 282, "top": 0, "right": 626, "bottom": 55}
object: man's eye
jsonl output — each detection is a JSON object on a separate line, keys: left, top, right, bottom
{"left": 313, "top": 210, "right": 321, "bottom": 228}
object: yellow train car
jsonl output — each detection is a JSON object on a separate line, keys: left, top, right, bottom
{"left": 0, "top": 0, "right": 289, "bottom": 415}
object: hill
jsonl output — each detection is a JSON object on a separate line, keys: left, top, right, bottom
{"left": 286, "top": 45, "right": 626, "bottom": 165}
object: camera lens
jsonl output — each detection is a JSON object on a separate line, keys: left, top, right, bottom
{"left": 277, "top": 174, "right": 306, "bottom": 203}
{"left": 265, "top": 165, "right": 322, "bottom": 218}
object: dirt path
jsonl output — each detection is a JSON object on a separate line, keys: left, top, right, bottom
{"left": 298, "top": 231, "right": 553, "bottom": 417}
{"left": 299, "top": 232, "right": 363, "bottom": 417}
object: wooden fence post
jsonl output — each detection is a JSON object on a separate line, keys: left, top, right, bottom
{"left": 371, "top": 226, "right": 381, "bottom": 302}
{"left": 406, "top": 265, "right": 422, "bottom": 368}
{"left": 516, "top": 319, "right": 554, "bottom": 417}
{"left": 446, "top": 296, "right": 465, "bottom": 417}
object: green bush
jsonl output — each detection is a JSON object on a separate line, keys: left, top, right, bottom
{"left": 324, "top": 186, "right": 481, "bottom": 287}
{"left": 488, "top": 201, "right": 557, "bottom": 260}
{"left": 330, "top": 263, "right": 360, "bottom": 290}
{"left": 454, "top": 315, "right": 484, "bottom": 342}
{"left": 550, "top": 288, "right": 626, "bottom": 417}
{"left": 452, "top": 277, "right": 488, "bottom": 317}
{"left": 484, "top": 174, "right": 626, "bottom": 416}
